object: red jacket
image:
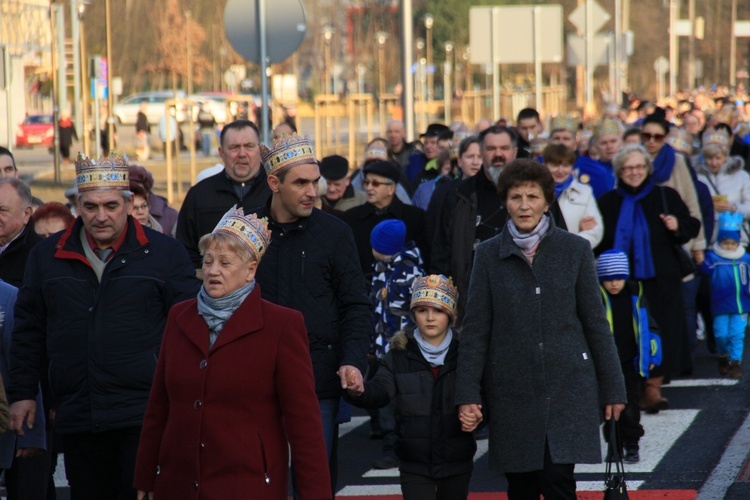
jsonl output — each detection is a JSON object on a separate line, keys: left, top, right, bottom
{"left": 133, "top": 287, "right": 331, "bottom": 499}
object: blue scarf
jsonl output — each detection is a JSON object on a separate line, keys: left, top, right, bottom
{"left": 197, "top": 280, "right": 255, "bottom": 348}
{"left": 614, "top": 179, "right": 656, "bottom": 279}
{"left": 554, "top": 174, "right": 574, "bottom": 199}
{"left": 651, "top": 143, "right": 676, "bottom": 184}
{"left": 413, "top": 328, "right": 453, "bottom": 367}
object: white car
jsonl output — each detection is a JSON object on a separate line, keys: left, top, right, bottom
{"left": 113, "top": 90, "right": 187, "bottom": 125}
{"left": 189, "top": 93, "right": 229, "bottom": 124}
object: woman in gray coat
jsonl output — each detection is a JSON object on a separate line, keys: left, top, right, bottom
{"left": 456, "top": 159, "right": 626, "bottom": 499}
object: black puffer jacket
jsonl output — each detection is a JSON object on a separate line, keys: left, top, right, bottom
{"left": 349, "top": 329, "right": 476, "bottom": 479}
{"left": 253, "top": 205, "right": 371, "bottom": 399}
{"left": 8, "top": 217, "right": 200, "bottom": 433}
{"left": 176, "top": 169, "right": 271, "bottom": 267}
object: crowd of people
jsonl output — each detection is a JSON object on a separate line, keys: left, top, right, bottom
{"left": 0, "top": 87, "right": 746, "bottom": 499}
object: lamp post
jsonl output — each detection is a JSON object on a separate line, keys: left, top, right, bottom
{"left": 186, "top": 10, "right": 193, "bottom": 95}
{"left": 444, "top": 41, "right": 453, "bottom": 123}
{"left": 104, "top": 0, "right": 115, "bottom": 154}
{"left": 424, "top": 14, "right": 434, "bottom": 103}
{"left": 322, "top": 25, "right": 334, "bottom": 95}
{"left": 463, "top": 47, "right": 471, "bottom": 94}
{"left": 415, "top": 38, "right": 425, "bottom": 131}
{"left": 376, "top": 31, "right": 388, "bottom": 135}
{"left": 77, "top": 0, "right": 91, "bottom": 156}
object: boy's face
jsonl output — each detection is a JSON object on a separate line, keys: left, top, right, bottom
{"left": 412, "top": 306, "right": 451, "bottom": 342}
{"left": 603, "top": 279, "right": 626, "bottom": 295}
{"left": 720, "top": 239, "right": 740, "bottom": 252}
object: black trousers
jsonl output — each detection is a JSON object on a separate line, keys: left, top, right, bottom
{"left": 604, "top": 359, "right": 644, "bottom": 447}
{"left": 504, "top": 441, "right": 576, "bottom": 500}
{"left": 399, "top": 471, "right": 471, "bottom": 500}
{"left": 62, "top": 427, "right": 141, "bottom": 500}
{"left": 2, "top": 448, "right": 52, "bottom": 500}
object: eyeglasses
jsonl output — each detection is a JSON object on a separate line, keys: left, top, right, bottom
{"left": 132, "top": 203, "right": 149, "bottom": 212}
{"left": 621, "top": 164, "right": 647, "bottom": 174}
{"left": 640, "top": 132, "right": 666, "bottom": 142}
{"left": 363, "top": 179, "right": 395, "bottom": 188}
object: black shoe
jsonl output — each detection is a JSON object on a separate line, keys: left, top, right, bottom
{"left": 719, "top": 356, "right": 731, "bottom": 375}
{"left": 372, "top": 454, "right": 399, "bottom": 469}
{"left": 623, "top": 447, "right": 640, "bottom": 463}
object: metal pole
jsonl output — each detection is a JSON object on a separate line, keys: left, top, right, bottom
{"left": 614, "top": 0, "right": 622, "bottom": 104}
{"left": 166, "top": 108, "right": 173, "bottom": 203}
{"left": 687, "top": 0, "right": 695, "bottom": 89}
{"left": 71, "top": 0, "right": 83, "bottom": 141}
{"left": 533, "top": 7, "right": 543, "bottom": 115}
{"left": 401, "top": 0, "right": 415, "bottom": 141}
{"left": 730, "top": 0, "right": 737, "bottom": 87}
{"left": 425, "top": 16, "right": 433, "bottom": 103}
{"left": 51, "top": 4, "right": 62, "bottom": 182}
{"left": 444, "top": 43, "right": 452, "bottom": 124}
{"left": 608, "top": 34, "right": 616, "bottom": 102}
{"left": 491, "top": 8, "right": 500, "bottom": 121}
{"left": 93, "top": 82, "right": 101, "bottom": 159}
{"left": 81, "top": 20, "right": 90, "bottom": 157}
{"left": 585, "top": 0, "right": 593, "bottom": 106}
{"left": 104, "top": 0, "right": 115, "bottom": 153}
{"left": 258, "top": 0, "right": 269, "bottom": 144}
{"left": 378, "top": 38, "right": 386, "bottom": 137}
{"left": 3, "top": 46, "right": 11, "bottom": 152}
{"left": 186, "top": 11, "right": 193, "bottom": 95}
{"left": 668, "top": 0, "right": 677, "bottom": 97}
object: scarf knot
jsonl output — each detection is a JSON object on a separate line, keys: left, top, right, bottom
{"left": 614, "top": 179, "right": 656, "bottom": 279}
{"left": 197, "top": 281, "right": 255, "bottom": 348}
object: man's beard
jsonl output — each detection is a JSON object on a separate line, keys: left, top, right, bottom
{"left": 487, "top": 165, "right": 503, "bottom": 185}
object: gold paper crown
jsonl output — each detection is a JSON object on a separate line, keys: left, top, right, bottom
{"left": 666, "top": 128, "right": 694, "bottom": 155}
{"left": 260, "top": 134, "right": 316, "bottom": 177}
{"left": 550, "top": 114, "right": 580, "bottom": 134}
{"left": 74, "top": 152, "right": 129, "bottom": 193}
{"left": 410, "top": 274, "right": 459, "bottom": 320}
{"left": 714, "top": 105, "right": 737, "bottom": 126}
{"left": 594, "top": 118, "right": 624, "bottom": 139}
{"left": 702, "top": 129, "right": 730, "bottom": 149}
{"left": 212, "top": 206, "right": 271, "bottom": 262}
{"left": 531, "top": 137, "right": 549, "bottom": 156}
{"left": 364, "top": 142, "right": 389, "bottom": 162}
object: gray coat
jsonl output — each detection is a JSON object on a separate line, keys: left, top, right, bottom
{"left": 455, "top": 220, "right": 626, "bottom": 473}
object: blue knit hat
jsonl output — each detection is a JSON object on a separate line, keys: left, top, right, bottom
{"left": 717, "top": 211, "right": 743, "bottom": 243}
{"left": 596, "top": 250, "right": 630, "bottom": 281}
{"left": 370, "top": 219, "right": 406, "bottom": 256}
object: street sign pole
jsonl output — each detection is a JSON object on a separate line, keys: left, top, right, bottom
{"left": 2, "top": 45, "right": 11, "bottom": 152}
{"left": 258, "top": 0, "right": 269, "bottom": 144}
{"left": 533, "top": 7, "right": 543, "bottom": 114}
{"left": 491, "top": 8, "right": 499, "bottom": 121}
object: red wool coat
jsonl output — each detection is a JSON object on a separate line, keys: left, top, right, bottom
{"left": 133, "top": 287, "right": 331, "bottom": 499}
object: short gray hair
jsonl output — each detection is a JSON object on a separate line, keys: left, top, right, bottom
{"left": 0, "top": 178, "right": 32, "bottom": 207}
{"left": 612, "top": 144, "right": 653, "bottom": 177}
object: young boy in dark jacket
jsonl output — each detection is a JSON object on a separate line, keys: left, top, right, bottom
{"left": 597, "top": 250, "right": 663, "bottom": 464}
{"left": 347, "top": 275, "right": 476, "bottom": 499}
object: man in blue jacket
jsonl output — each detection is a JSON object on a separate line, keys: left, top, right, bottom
{"left": 7, "top": 153, "right": 199, "bottom": 500}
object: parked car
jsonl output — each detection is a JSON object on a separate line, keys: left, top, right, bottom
{"left": 189, "top": 92, "right": 229, "bottom": 125}
{"left": 16, "top": 114, "right": 54, "bottom": 148}
{"left": 112, "top": 90, "right": 187, "bottom": 125}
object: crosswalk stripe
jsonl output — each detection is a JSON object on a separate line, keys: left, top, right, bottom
{"left": 666, "top": 379, "right": 739, "bottom": 387}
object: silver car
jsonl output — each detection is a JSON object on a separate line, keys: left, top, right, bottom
{"left": 113, "top": 90, "right": 187, "bottom": 125}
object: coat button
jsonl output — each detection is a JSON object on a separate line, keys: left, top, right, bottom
{"left": 539, "top": 343, "right": 544, "bottom": 351}
{"left": 121, "top": 258, "right": 126, "bottom": 263}
{"left": 327, "top": 344, "right": 332, "bottom": 349}
{"left": 144, "top": 249, "right": 149, "bottom": 254}
{"left": 193, "top": 480, "right": 199, "bottom": 490}
{"left": 89, "top": 307, "right": 93, "bottom": 312}
{"left": 200, "top": 442, "right": 205, "bottom": 452}
{"left": 194, "top": 400, "right": 202, "bottom": 409}
{"left": 199, "top": 359, "right": 208, "bottom": 369}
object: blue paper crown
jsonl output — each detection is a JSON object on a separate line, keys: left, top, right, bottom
{"left": 718, "top": 211, "right": 743, "bottom": 232}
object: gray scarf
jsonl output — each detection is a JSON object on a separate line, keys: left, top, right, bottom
{"left": 413, "top": 328, "right": 453, "bottom": 367}
{"left": 197, "top": 281, "right": 255, "bottom": 349}
{"left": 507, "top": 213, "right": 551, "bottom": 262}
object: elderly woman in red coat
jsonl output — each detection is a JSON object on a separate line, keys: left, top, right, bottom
{"left": 134, "top": 207, "right": 331, "bottom": 499}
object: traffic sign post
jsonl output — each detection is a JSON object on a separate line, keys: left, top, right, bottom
{"left": 654, "top": 56, "right": 669, "bottom": 102}
{"left": 568, "top": 0, "right": 610, "bottom": 107}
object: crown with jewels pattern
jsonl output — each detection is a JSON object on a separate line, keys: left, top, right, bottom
{"left": 666, "top": 128, "right": 694, "bottom": 155}
{"left": 260, "top": 134, "right": 317, "bottom": 177}
{"left": 550, "top": 113, "right": 580, "bottom": 134}
{"left": 74, "top": 152, "right": 129, "bottom": 192}
{"left": 714, "top": 105, "right": 737, "bottom": 126}
{"left": 594, "top": 118, "right": 624, "bottom": 139}
{"left": 410, "top": 274, "right": 459, "bottom": 320}
{"left": 702, "top": 129, "right": 730, "bottom": 149}
{"left": 212, "top": 206, "right": 271, "bottom": 262}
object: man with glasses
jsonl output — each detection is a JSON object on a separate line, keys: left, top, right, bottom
{"left": 341, "top": 160, "right": 428, "bottom": 281}
{"left": 574, "top": 118, "right": 624, "bottom": 199}
{"left": 176, "top": 119, "right": 271, "bottom": 269}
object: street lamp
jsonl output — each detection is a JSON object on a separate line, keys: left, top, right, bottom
{"left": 424, "top": 14, "right": 434, "bottom": 102}
{"left": 444, "top": 41, "right": 453, "bottom": 123}
{"left": 77, "top": 0, "right": 91, "bottom": 156}
{"left": 322, "top": 25, "right": 334, "bottom": 95}
{"left": 375, "top": 31, "right": 388, "bottom": 135}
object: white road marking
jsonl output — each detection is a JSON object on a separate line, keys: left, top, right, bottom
{"left": 698, "top": 408, "right": 750, "bottom": 499}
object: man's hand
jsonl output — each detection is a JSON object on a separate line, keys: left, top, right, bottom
{"left": 9, "top": 400, "right": 37, "bottom": 436}
{"left": 337, "top": 365, "right": 364, "bottom": 396}
{"left": 458, "top": 404, "right": 483, "bottom": 432}
{"left": 693, "top": 250, "right": 705, "bottom": 265}
{"left": 16, "top": 448, "right": 43, "bottom": 459}
{"left": 604, "top": 403, "right": 626, "bottom": 421}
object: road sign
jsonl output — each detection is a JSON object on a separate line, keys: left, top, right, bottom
{"left": 568, "top": 0, "right": 610, "bottom": 33}
{"left": 736, "top": 21, "right": 750, "bottom": 38}
{"left": 224, "top": 0, "right": 306, "bottom": 64}
{"left": 654, "top": 56, "right": 669, "bottom": 75}
{"left": 567, "top": 34, "right": 611, "bottom": 67}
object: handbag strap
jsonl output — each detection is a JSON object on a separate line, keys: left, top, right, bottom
{"left": 605, "top": 420, "right": 626, "bottom": 478}
{"left": 658, "top": 185, "right": 670, "bottom": 216}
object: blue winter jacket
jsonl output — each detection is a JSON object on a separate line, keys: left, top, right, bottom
{"left": 600, "top": 281, "right": 663, "bottom": 378}
{"left": 700, "top": 248, "right": 750, "bottom": 316}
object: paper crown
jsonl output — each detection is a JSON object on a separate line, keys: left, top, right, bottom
{"left": 74, "top": 152, "right": 129, "bottom": 193}
{"left": 410, "top": 274, "right": 459, "bottom": 320}
{"left": 702, "top": 129, "right": 730, "bottom": 149}
{"left": 604, "top": 102, "right": 621, "bottom": 117}
{"left": 714, "top": 105, "right": 737, "bottom": 126}
{"left": 451, "top": 129, "right": 474, "bottom": 158}
{"left": 550, "top": 113, "right": 580, "bottom": 134}
{"left": 718, "top": 211, "right": 743, "bottom": 232}
{"left": 531, "top": 136, "right": 549, "bottom": 156}
{"left": 364, "top": 142, "right": 389, "bottom": 163}
{"left": 666, "top": 128, "right": 694, "bottom": 155}
{"left": 260, "top": 134, "right": 316, "bottom": 177}
{"left": 594, "top": 118, "right": 624, "bottom": 139}
{"left": 212, "top": 206, "right": 271, "bottom": 262}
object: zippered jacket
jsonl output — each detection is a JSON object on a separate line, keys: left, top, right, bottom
{"left": 700, "top": 247, "right": 750, "bottom": 316}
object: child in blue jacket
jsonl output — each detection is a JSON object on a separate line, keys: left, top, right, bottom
{"left": 597, "top": 250, "right": 662, "bottom": 464}
{"left": 699, "top": 212, "right": 750, "bottom": 379}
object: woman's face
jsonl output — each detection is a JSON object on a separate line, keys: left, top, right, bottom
{"left": 458, "top": 143, "right": 482, "bottom": 178}
{"left": 706, "top": 153, "right": 727, "bottom": 174}
{"left": 130, "top": 194, "right": 150, "bottom": 226}
{"left": 546, "top": 162, "right": 573, "bottom": 184}
{"left": 619, "top": 152, "right": 649, "bottom": 188}
{"left": 506, "top": 182, "right": 550, "bottom": 233}
{"left": 202, "top": 242, "right": 257, "bottom": 298}
{"left": 413, "top": 306, "right": 450, "bottom": 344}
{"left": 641, "top": 123, "right": 667, "bottom": 157}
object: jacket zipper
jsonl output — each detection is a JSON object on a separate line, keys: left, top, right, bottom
{"left": 734, "top": 262, "right": 743, "bottom": 314}
{"left": 301, "top": 250, "right": 306, "bottom": 280}
{"left": 258, "top": 432, "right": 270, "bottom": 485}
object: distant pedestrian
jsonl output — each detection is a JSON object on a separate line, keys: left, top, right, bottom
{"left": 197, "top": 104, "right": 217, "bottom": 157}
{"left": 135, "top": 102, "right": 151, "bottom": 161}
{"left": 58, "top": 112, "right": 78, "bottom": 164}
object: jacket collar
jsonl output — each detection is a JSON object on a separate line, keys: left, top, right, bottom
{"left": 176, "top": 286, "right": 265, "bottom": 354}
{"left": 54, "top": 216, "right": 150, "bottom": 268}
{"left": 359, "top": 196, "right": 406, "bottom": 220}
{"left": 1, "top": 219, "right": 39, "bottom": 256}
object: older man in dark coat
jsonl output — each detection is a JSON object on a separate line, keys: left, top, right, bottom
{"left": 0, "top": 178, "right": 41, "bottom": 288}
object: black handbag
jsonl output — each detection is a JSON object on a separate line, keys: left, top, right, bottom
{"left": 603, "top": 420, "right": 630, "bottom": 499}
{"left": 659, "top": 186, "right": 696, "bottom": 278}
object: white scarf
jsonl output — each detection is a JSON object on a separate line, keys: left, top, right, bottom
{"left": 413, "top": 328, "right": 453, "bottom": 367}
{"left": 712, "top": 242, "right": 746, "bottom": 261}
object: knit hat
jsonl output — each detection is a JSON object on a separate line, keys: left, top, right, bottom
{"left": 363, "top": 161, "right": 402, "bottom": 184}
{"left": 717, "top": 211, "right": 743, "bottom": 243}
{"left": 370, "top": 219, "right": 406, "bottom": 256}
{"left": 128, "top": 164, "right": 155, "bottom": 192}
{"left": 410, "top": 274, "right": 459, "bottom": 321}
{"left": 75, "top": 152, "right": 129, "bottom": 193}
{"left": 212, "top": 205, "right": 272, "bottom": 262}
{"left": 260, "top": 134, "right": 316, "bottom": 177}
{"left": 596, "top": 250, "right": 630, "bottom": 281}
{"left": 319, "top": 155, "right": 349, "bottom": 180}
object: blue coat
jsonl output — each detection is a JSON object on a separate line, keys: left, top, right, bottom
{"left": 0, "top": 281, "right": 44, "bottom": 470}
{"left": 574, "top": 156, "right": 617, "bottom": 199}
{"left": 700, "top": 248, "right": 750, "bottom": 316}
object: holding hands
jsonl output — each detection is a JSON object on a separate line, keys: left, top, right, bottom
{"left": 338, "top": 365, "right": 364, "bottom": 396}
{"left": 458, "top": 403, "right": 483, "bottom": 432}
